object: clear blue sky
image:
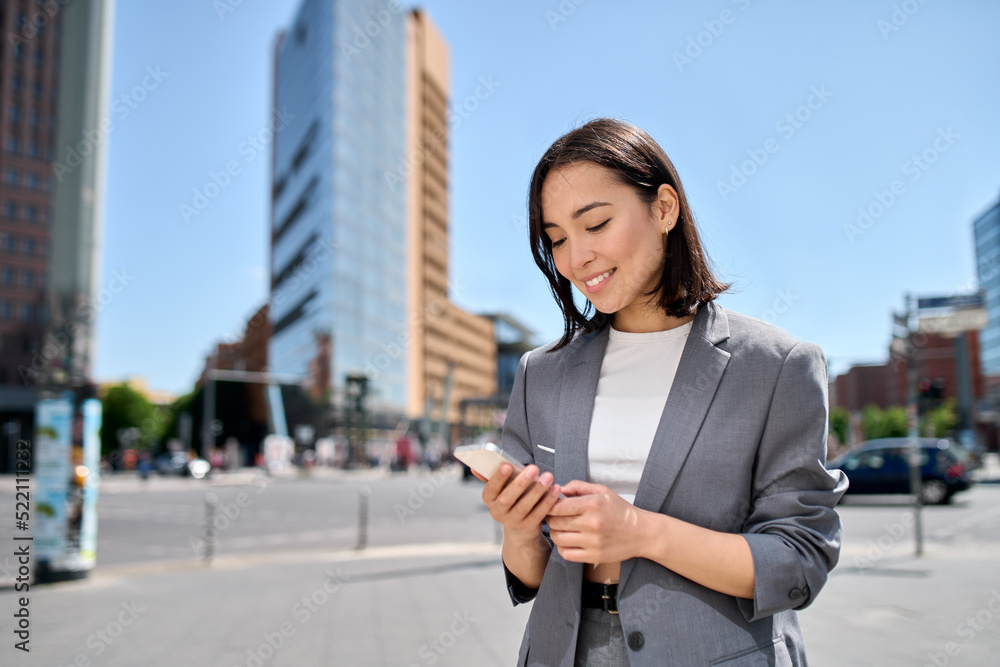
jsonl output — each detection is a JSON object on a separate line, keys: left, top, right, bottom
{"left": 96, "top": 0, "right": 1000, "bottom": 396}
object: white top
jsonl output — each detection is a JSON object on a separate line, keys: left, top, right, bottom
{"left": 587, "top": 321, "right": 693, "bottom": 504}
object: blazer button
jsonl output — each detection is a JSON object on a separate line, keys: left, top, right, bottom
{"left": 789, "top": 588, "right": 803, "bottom": 601}
{"left": 627, "top": 631, "right": 645, "bottom": 651}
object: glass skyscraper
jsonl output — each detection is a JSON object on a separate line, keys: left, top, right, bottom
{"left": 975, "top": 198, "right": 1000, "bottom": 383}
{"left": 269, "top": 0, "right": 409, "bottom": 414}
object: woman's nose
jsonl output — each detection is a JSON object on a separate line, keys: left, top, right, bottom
{"left": 568, "top": 237, "right": 596, "bottom": 270}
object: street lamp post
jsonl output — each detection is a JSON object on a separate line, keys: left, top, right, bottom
{"left": 896, "top": 295, "right": 924, "bottom": 556}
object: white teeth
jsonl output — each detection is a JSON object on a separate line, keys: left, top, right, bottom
{"left": 585, "top": 270, "right": 612, "bottom": 287}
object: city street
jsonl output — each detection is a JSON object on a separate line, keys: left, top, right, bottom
{"left": 0, "top": 466, "right": 998, "bottom": 665}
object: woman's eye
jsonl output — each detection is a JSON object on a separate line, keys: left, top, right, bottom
{"left": 551, "top": 238, "right": 566, "bottom": 248}
{"left": 587, "top": 220, "right": 609, "bottom": 233}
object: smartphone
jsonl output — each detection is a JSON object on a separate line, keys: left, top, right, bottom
{"left": 453, "top": 443, "right": 525, "bottom": 480}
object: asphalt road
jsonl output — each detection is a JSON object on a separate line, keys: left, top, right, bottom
{"left": 1, "top": 466, "right": 998, "bottom": 574}
{"left": 0, "top": 468, "right": 998, "bottom": 666}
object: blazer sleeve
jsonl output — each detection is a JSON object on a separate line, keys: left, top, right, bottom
{"left": 498, "top": 350, "right": 543, "bottom": 606}
{"left": 738, "top": 341, "right": 849, "bottom": 622}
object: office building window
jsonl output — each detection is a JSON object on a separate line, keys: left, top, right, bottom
{"left": 1, "top": 268, "right": 12, "bottom": 285}
{"left": 25, "top": 173, "right": 37, "bottom": 189}
{"left": 0, "top": 301, "right": 10, "bottom": 319}
{"left": 4, "top": 202, "right": 15, "bottom": 218}
{"left": 4, "top": 169, "right": 18, "bottom": 185}
{"left": 22, "top": 270, "right": 33, "bottom": 287}
{"left": 21, "top": 303, "right": 33, "bottom": 322}
{"left": 3, "top": 235, "right": 14, "bottom": 251}
{"left": 24, "top": 238, "right": 34, "bottom": 255}
{"left": 25, "top": 205, "right": 36, "bottom": 222}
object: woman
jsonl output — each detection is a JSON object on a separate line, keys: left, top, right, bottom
{"left": 478, "top": 118, "right": 848, "bottom": 666}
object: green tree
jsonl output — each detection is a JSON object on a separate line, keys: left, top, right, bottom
{"left": 861, "top": 403, "right": 908, "bottom": 440}
{"left": 154, "top": 389, "right": 202, "bottom": 453}
{"left": 924, "top": 399, "right": 958, "bottom": 438}
{"left": 100, "top": 383, "right": 156, "bottom": 456}
{"left": 829, "top": 407, "right": 850, "bottom": 446}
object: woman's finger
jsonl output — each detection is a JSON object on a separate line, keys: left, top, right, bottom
{"left": 522, "top": 483, "right": 562, "bottom": 527}
{"left": 496, "top": 465, "right": 542, "bottom": 508}
{"left": 481, "top": 463, "right": 515, "bottom": 503}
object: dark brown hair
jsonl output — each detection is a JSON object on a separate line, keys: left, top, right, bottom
{"left": 528, "top": 118, "right": 729, "bottom": 350}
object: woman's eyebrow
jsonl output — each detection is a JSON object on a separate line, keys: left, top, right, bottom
{"left": 572, "top": 201, "right": 611, "bottom": 219}
{"left": 543, "top": 201, "right": 612, "bottom": 229}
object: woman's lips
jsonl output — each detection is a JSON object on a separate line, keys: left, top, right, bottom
{"left": 583, "top": 268, "right": 615, "bottom": 293}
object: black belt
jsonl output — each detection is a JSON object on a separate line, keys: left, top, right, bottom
{"left": 581, "top": 581, "right": 619, "bottom": 614}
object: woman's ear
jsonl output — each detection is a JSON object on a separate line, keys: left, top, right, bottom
{"left": 655, "top": 184, "right": 680, "bottom": 232}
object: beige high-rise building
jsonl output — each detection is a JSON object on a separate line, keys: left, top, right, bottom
{"left": 404, "top": 10, "right": 495, "bottom": 427}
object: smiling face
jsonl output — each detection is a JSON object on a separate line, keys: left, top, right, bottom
{"left": 540, "top": 161, "right": 685, "bottom": 332}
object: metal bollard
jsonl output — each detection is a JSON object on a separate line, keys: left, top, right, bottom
{"left": 355, "top": 486, "right": 371, "bottom": 550}
{"left": 204, "top": 493, "right": 219, "bottom": 564}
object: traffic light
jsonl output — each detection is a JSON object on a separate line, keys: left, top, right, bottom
{"left": 918, "top": 377, "right": 945, "bottom": 412}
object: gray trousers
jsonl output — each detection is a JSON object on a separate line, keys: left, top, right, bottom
{"left": 574, "top": 607, "right": 630, "bottom": 666}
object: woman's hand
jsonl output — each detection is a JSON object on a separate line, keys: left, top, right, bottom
{"left": 481, "top": 463, "right": 562, "bottom": 590}
{"left": 546, "top": 480, "right": 649, "bottom": 565}
{"left": 481, "top": 464, "right": 561, "bottom": 546}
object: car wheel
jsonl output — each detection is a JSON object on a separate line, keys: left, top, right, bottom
{"left": 920, "top": 479, "right": 950, "bottom": 505}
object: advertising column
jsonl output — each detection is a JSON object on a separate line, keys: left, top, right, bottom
{"left": 33, "top": 391, "right": 102, "bottom": 582}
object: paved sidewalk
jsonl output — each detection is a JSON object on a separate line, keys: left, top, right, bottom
{"left": 3, "top": 534, "right": 999, "bottom": 666}
{"left": 1, "top": 474, "right": 999, "bottom": 666}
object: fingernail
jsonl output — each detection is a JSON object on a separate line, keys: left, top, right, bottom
{"left": 539, "top": 472, "right": 553, "bottom": 485}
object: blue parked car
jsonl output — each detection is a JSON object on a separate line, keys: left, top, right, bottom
{"left": 827, "top": 438, "right": 973, "bottom": 504}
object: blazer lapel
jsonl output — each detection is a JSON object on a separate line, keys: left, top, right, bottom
{"left": 619, "top": 302, "right": 732, "bottom": 591}
{"left": 555, "top": 326, "right": 610, "bottom": 486}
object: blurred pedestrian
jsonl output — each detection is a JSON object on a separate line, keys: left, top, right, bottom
{"left": 477, "top": 118, "right": 848, "bottom": 666}
{"left": 137, "top": 451, "right": 153, "bottom": 481}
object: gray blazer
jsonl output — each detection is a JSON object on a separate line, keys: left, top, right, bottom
{"left": 499, "top": 302, "right": 848, "bottom": 666}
